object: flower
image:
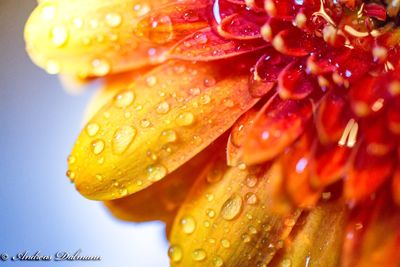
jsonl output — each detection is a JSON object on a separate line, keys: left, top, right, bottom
{"left": 25, "top": 0, "right": 400, "bottom": 266}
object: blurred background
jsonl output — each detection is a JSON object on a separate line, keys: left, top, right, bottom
{"left": 0, "top": 0, "right": 168, "bottom": 266}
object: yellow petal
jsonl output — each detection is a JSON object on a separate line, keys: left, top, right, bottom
{"left": 68, "top": 60, "right": 259, "bottom": 200}
{"left": 270, "top": 200, "right": 347, "bottom": 267}
{"left": 24, "top": 0, "right": 171, "bottom": 77}
{"left": 168, "top": 159, "right": 301, "bottom": 266}
{"left": 104, "top": 138, "right": 225, "bottom": 223}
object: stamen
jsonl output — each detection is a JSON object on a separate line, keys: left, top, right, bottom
{"left": 338, "top": 118, "right": 359, "bottom": 148}
{"left": 312, "top": 0, "right": 336, "bottom": 27}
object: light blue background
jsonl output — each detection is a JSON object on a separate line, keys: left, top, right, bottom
{"left": 0, "top": 1, "right": 169, "bottom": 266}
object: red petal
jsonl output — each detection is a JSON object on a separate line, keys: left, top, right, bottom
{"left": 387, "top": 97, "right": 400, "bottom": 135}
{"left": 243, "top": 96, "right": 313, "bottom": 164}
{"left": 362, "top": 116, "right": 396, "bottom": 156}
{"left": 392, "top": 164, "right": 400, "bottom": 206}
{"left": 277, "top": 58, "right": 318, "bottom": 99}
{"left": 261, "top": 17, "right": 293, "bottom": 42}
{"left": 217, "top": 12, "right": 267, "bottom": 40}
{"left": 311, "top": 143, "right": 351, "bottom": 188}
{"left": 344, "top": 144, "right": 395, "bottom": 202}
{"left": 169, "top": 27, "right": 268, "bottom": 61}
{"left": 249, "top": 47, "right": 292, "bottom": 97}
{"left": 315, "top": 91, "right": 353, "bottom": 144}
{"left": 272, "top": 28, "right": 322, "bottom": 57}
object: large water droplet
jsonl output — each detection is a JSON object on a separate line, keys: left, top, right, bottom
{"left": 114, "top": 90, "right": 135, "bottom": 108}
{"left": 51, "top": 25, "right": 68, "bottom": 47}
{"left": 221, "top": 194, "right": 243, "bottom": 221}
{"left": 91, "top": 139, "right": 105, "bottom": 155}
{"left": 146, "top": 164, "right": 167, "bottom": 182}
{"left": 112, "top": 126, "right": 136, "bottom": 154}
{"left": 176, "top": 112, "right": 195, "bottom": 126}
{"left": 105, "top": 12, "right": 122, "bottom": 28}
{"left": 192, "top": 249, "right": 206, "bottom": 262}
{"left": 86, "top": 123, "right": 100, "bottom": 137}
{"left": 180, "top": 215, "right": 196, "bottom": 234}
{"left": 136, "top": 15, "right": 174, "bottom": 44}
{"left": 168, "top": 245, "right": 183, "bottom": 263}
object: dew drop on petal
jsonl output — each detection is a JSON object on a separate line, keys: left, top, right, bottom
{"left": 192, "top": 249, "right": 206, "bottom": 262}
{"left": 213, "top": 256, "right": 224, "bottom": 267}
{"left": 67, "top": 155, "right": 76, "bottom": 165}
{"left": 105, "top": 12, "right": 122, "bottom": 28}
{"left": 114, "top": 90, "right": 135, "bottom": 108}
{"left": 51, "top": 25, "right": 68, "bottom": 47}
{"left": 241, "top": 233, "right": 251, "bottom": 243}
{"left": 282, "top": 258, "right": 292, "bottom": 267}
{"left": 168, "top": 245, "right": 183, "bottom": 263}
{"left": 91, "top": 58, "right": 111, "bottom": 76}
{"left": 146, "top": 164, "right": 167, "bottom": 182}
{"left": 176, "top": 112, "right": 195, "bottom": 126}
{"left": 86, "top": 123, "right": 100, "bottom": 137}
{"left": 221, "top": 239, "right": 230, "bottom": 248}
{"left": 245, "top": 192, "right": 258, "bottom": 205}
{"left": 180, "top": 215, "right": 196, "bottom": 234}
{"left": 112, "top": 126, "right": 136, "bottom": 154}
{"left": 206, "top": 209, "right": 216, "bottom": 218}
{"left": 221, "top": 194, "right": 243, "bottom": 221}
{"left": 160, "top": 130, "right": 178, "bottom": 143}
{"left": 91, "top": 139, "right": 105, "bottom": 155}
{"left": 146, "top": 76, "right": 157, "bottom": 87}
{"left": 245, "top": 175, "right": 258, "bottom": 188}
{"left": 66, "top": 170, "right": 76, "bottom": 181}
{"left": 119, "top": 188, "right": 128, "bottom": 197}
{"left": 156, "top": 101, "right": 170, "bottom": 114}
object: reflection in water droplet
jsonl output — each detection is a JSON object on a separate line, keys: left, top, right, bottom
{"left": 51, "top": 25, "right": 68, "bottom": 47}
{"left": 192, "top": 249, "right": 206, "bottom": 262}
{"left": 221, "top": 194, "right": 243, "bottom": 221}
{"left": 112, "top": 126, "right": 136, "bottom": 154}
{"left": 180, "top": 215, "right": 196, "bottom": 234}
{"left": 156, "top": 101, "right": 170, "bottom": 114}
{"left": 168, "top": 245, "right": 183, "bottom": 263}
{"left": 176, "top": 112, "right": 195, "bottom": 126}
{"left": 86, "top": 123, "right": 100, "bottom": 137}
{"left": 146, "top": 164, "right": 167, "bottom": 182}
{"left": 91, "top": 139, "right": 105, "bottom": 155}
{"left": 115, "top": 90, "right": 135, "bottom": 108}
{"left": 105, "top": 12, "right": 122, "bottom": 27}
{"left": 91, "top": 58, "right": 111, "bottom": 76}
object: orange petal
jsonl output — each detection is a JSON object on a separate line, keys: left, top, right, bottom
{"left": 343, "top": 194, "right": 400, "bottom": 267}
{"left": 169, "top": 27, "right": 268, "bottom": 61}
{"left": 344, "top": 144, "right": 395, "bottom": 203}
{"left": 168, "top": 159, "right": 301, "bottom": 266}
{"left": 282, "top": 131, "right": 322, "bottom": 208}
{"left": 243, "top": 96, "right": 313, "bottom": 165}
{"left": 24, "top": 0, "right": 191, "bottom": 77}
{"left": 270, "top": 200, "right": 347, "bottom": 267}
{"left": 226, "top": 108, "right": 258, "bottom": 167}
{"left": 392, "top": 164, "right": 400, "bottom": 206}
{"left": 68, "top": 60, "right": 259, "bottom": 200}
{"left": 104, "top": 139, "right": 224, "bottom": 223}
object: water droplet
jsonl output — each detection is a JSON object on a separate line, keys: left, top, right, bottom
{"left": 136, "top": 15, "right": 174, "bottom": 44}
{"left": 282, "top": 258, "right": 292, "bottom": 267}
{"left": 206, "top": 209, "right": 216, "bottom": 218}
{"left": 168, "top": 245, "right": 183, "bottom": 263}
{"left": 241, "top": 233, "right": 251, "bottom": 243}
{"left": 213, "top": 256, "right": 224, "bottom": 267}
{"left": 206, "top": 193, "right": 214, "bottom": 202}
{"left": 91, "top": 139, "right": 105, "bottom": 155}
{"left": 119, "top": 188, "right": 128, "bottom": 196}
{"left": 51, "top": 25, "right": 68, "bottom": 47}
{"left": 200, "top": 95, "right": 211, "bottom": 105}
{"left": 40, "top": 4, "right": 56, "bottom": 20}
{"left": 146, "top": 164, "right": 167, "bottom": 182}
{"left": 176, "top": 112, "right": 194, "bottom": 126}
{"left": 97, "top": 157, "right": 105, "bottom": 165}
{"left": 91, "top": 58, "right": 111, "bottom": 76}
{"left": 245, "top": 175, "right": 258, "bottom": 188}
{"left": 115, "top": 90, "right": 135, "bottom": 108}
{"left": 140, "top": 119, "right": 151, "bottom": 128}
{"left": 67, "top": 155, "right": 76, "bottom": 165}
{"left": 204, "top": 77, "right": 216, "bottom": 87}
{"left": 206, "top": 165, "right": 224, "bottom": 183}
{"left": 221, "top": 239, "right": 230, "bottom": 248}
{"left": 45, "top": 60, "right": 60, "bottom": 74}
{"left": 223, "top": 98, "right": 235, "bottom": 107}
{"left": 66, "top": 170, "right": 75, "bottom": 181}
{"left": 156, "top": 101, "right": 170, "bottom": 114}
{"left": 86, "top": 123, "right": 100, "bottom": 137}
{"left": 248, "top": 226, "right": 257, "bottom": 235}
{"left": 221, "top": 194, "right": 243, "bottom": 221}
{"left": 203, "top": 220, "right": 211, "bottom": 228}
{"left": 105, "top": 12, "right": 122, "bottom": 27}
{"left": 180, "top": 215, "right": 196, "bottom": 234}
{"left": 112, "top": 126, "right": 136, "bottom": 154}
{"left": 160, "top": 130, "right": 178, "bottom": 143}
{"left": 95, "top": 174, "right": 103, "bottom": 181}
{"left": 189, "top": 87, "right": 201, "bottom": 96}
{"left": 192, "top": 249, "right": 206, "bottom": 262}
{"left": 245, "top": 192, "right": 258, "bottom": 205}
{"left": 146, "top": 76, "right": 157, "bottom": 87}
